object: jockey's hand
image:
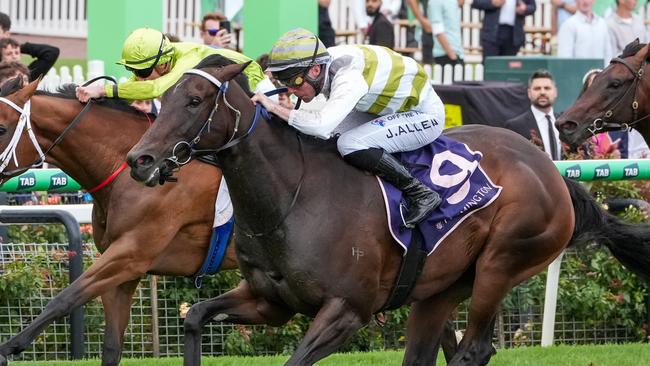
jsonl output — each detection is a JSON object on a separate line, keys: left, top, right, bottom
{"left": 75, "top": 84, "right": 105, "bottom": 103}
{"left": 251, "top": 92, "right": 289, "bottom": 121}
{"left": 251, "top": 92, "right": 276, "bottom": 111}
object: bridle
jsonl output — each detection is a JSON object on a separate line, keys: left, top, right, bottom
{"left": 163, "top": 67, "right": 305, "bottom": 238}
{"left": 0, "top": 76, "right": 116, "bottom": 184}
{"left": 0, "top": 97, "right": 46, "bottom": 178}
{"left": 165, "top": 68, "right": 279, "bottom": 171}
{"left": 165, "top": 68, "right": 241, "bottom": 169}
{"left": 587, "top": 51, "right": 650, "bottom": 135}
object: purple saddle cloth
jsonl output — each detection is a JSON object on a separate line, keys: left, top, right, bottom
{"left": 378, "top": 135, "right": 502, "bottom": 255}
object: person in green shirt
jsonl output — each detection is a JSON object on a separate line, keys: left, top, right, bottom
{"left": 75, "top": 27, "right": 273, "bottom": 102}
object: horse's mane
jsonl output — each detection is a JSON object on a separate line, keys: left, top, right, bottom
{"left": 33, "top": 84, "right": 144, "bottom": 116}
{"left": 195, "top": 54, "right": 253, "bottom": 96}
{"left": 0, "top": 80, "right": 144, "bottom": 117}
{"left": 620, "top": 40, "right": 647, "bottom": 58}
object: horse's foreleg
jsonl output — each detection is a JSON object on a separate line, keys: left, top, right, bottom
{"left": 183, "top": 280, "right": 294, "bottom": 366}
{"left": 403, "top": 274, "right": 472, "bottom": 366}
{"left": 100, "top": 278, "right": 141, "bottom": 366}
{"left": 284, "top": 298, "right": 367, "bottom": 366}
{"left": 0, "top": 245, "right": 149, "bottom": 364}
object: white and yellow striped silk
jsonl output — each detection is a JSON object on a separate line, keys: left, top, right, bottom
{"left": 351, "top": 45, "right": 429, "bottom": 115}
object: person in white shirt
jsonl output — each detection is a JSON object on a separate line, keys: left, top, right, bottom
{"left": 381, "top": 0, "right": 403, "bottom": 20}
{"left": 557, "top": 0, "right": 613, "bottom": 66}
{"left": 606, "top": 0, "right": 647, "bottom": 56}
{"left": 551, "top": 0, "right": 577, "bottom": 30}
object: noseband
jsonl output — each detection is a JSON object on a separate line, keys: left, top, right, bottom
{"left": 588, "top": 55, "right": 649, "bottom": 135}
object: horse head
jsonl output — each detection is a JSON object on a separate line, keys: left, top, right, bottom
{"left": 0, "top": 77, "right": 43, "bottom": 182}
{"left": 127, "top": 58, "right": 253, "bottom": 186}
{"left": 557, "top": 39, "right": 650, "bottom": 149}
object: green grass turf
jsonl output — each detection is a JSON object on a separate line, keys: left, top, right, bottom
{"left": 13, "top": 343, "right": 650, "bottom": 366}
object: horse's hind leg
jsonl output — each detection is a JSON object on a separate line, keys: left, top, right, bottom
{"left": 284, "top": 297, "right": 368, "bottom": 366}
{"left": 183, "top": 280, "right": 295, "bottom": 366}
{"left": 100, "top": 278, "right": 141, "bottom": 366}
{"left": 403, "top": 273, "right": 473, "bottom": 366}
{"left": 449, "top": 244, "right": 564, "bottom": 366}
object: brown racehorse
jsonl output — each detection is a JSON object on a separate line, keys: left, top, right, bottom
{"left": 557, "top": 39, "right": 650, "bottom": 147}
{"left": 0, "top": 77, "right": 240, "bottom": 366}
{"left": 127, "top": 57, "right": 650, "bottom": 366}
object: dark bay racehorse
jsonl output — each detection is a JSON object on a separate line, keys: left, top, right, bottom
{"left": 557, "top": 40, "right": 650, "bottom": 147}
{"left": 0, "top": 78, "right": 239, "bottom": 366}
{"left": 127, "top": 60, "right": 650, "bottom": 366}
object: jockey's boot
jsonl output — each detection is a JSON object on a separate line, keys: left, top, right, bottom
{"left": 344, "top": 148, "right": 442, "bottom": 228}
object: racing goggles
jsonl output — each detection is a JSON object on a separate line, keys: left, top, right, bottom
{"left": 126, "top": 65, "right": 156, "bottom": 78}
{"left": 274, "top": 69, "right": 308, "bottom": 88}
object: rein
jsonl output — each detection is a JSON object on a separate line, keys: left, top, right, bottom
{"left": 588, "top": 54, "right": 650, "bottom": 135}
{"left": 168, "top": 68, "right": 305, "bottom": 238}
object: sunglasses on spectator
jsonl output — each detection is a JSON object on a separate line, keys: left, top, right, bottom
{"left": 206, "top": 28, "right": 220, "bottom": 36}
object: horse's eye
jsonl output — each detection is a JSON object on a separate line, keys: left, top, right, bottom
{"left": 0, "top": 125, "right": 7, "bottom": 136}
{"left": 188, "top": 96, "right": 202, "bottom": 108}
{"left": 609, "top": 80, "right": 622, "bottom": 88}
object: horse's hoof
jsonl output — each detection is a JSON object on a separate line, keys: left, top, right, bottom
{"left": 0, "top": 354, "right": 8, "bottom": 366}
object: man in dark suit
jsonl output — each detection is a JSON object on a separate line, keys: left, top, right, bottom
{"left": 505, "top": 69, "right": 562, "bottom": 160}
{"left": 471, "top": 0, "right": 536, "bottom": 60}
{"left": 366, "top": 0, "right": 395, "bottom": 49}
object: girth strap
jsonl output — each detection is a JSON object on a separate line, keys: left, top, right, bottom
{"left": 378, "top": 230, "right": 428, "bottom": 312}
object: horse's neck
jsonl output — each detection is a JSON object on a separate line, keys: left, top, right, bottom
{"left": 220, "top": 117, "right": 312, "bottom": 234}
{"left": 31, "top": 96, "right": 146, "bottom": 199}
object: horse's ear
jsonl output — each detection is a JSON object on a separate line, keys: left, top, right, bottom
{"left": 15, "top": 77, "right": 40, "bottom": 103}
{"left": 220, "top": 61, "right": 252, "bottom": 82}
{"left": 643, "top": 41, "right": 650, "bottom": 62}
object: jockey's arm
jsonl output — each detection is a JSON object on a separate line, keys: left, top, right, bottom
{"left": 104, "top": 53, "right": 204, "bottom": 100}
{"left": 288, "top": 69, "right": 368, "bottom": 139}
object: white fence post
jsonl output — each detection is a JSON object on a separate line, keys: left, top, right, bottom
{"left": 541, "top": 250, "right": 565, "bottom": 347}
{"left": 442, "top": 64, "right": 453, "bottom": 85}
{"left": 464, "top": 63, "right": 474, "bottom": 81}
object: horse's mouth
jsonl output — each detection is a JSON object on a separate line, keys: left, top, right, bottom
{"left": 130, "top": 166, "right": 161, "bottom": 187}
{"left": 556, "top": 119, "right": 582, "bottom": 148}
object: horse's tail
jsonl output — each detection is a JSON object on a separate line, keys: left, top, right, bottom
{"left": 564, "top": 176, "right": 650, "bottom": 282}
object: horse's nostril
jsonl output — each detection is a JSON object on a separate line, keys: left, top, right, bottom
{"left": 136, "top": 155, "right": 154, "bottom": 168}
{"left": 559, "top": 121, "right": 578, "bottom": 133}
